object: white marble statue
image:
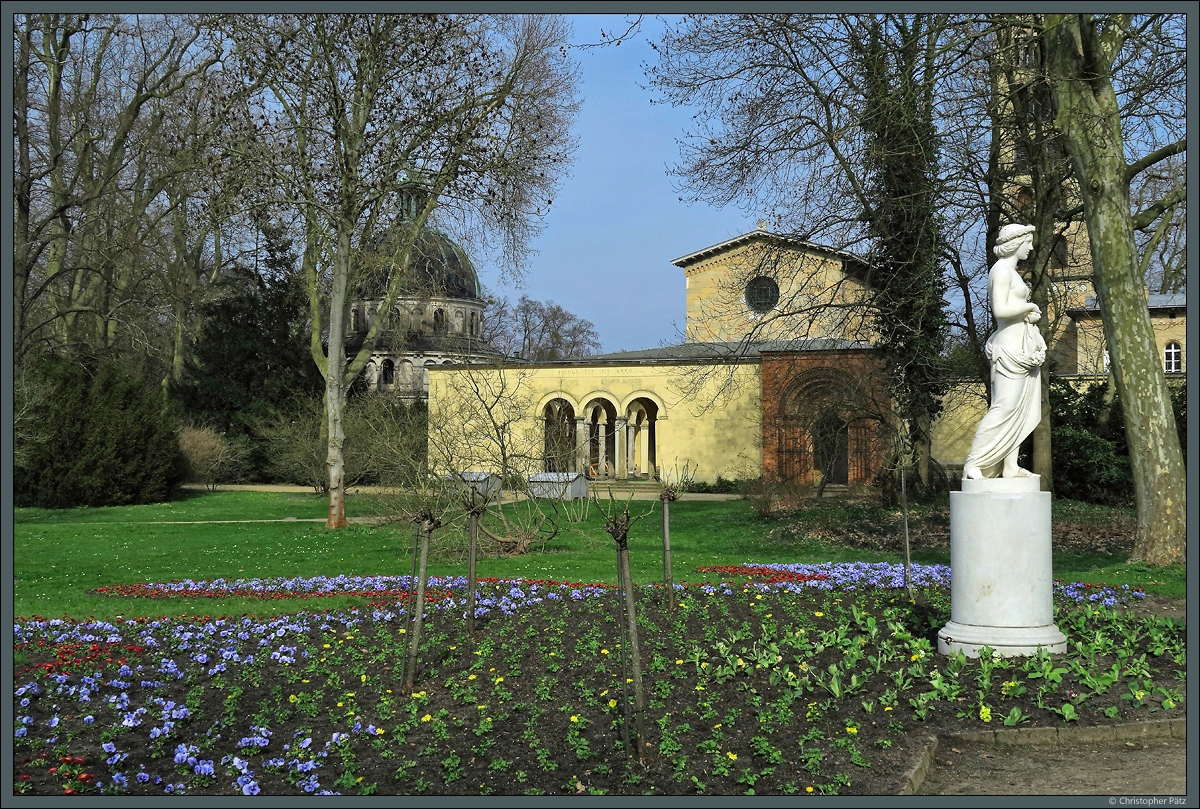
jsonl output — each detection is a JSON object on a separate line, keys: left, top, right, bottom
{"left": 962, "top": 224, "right": 1046, "bottom": 480}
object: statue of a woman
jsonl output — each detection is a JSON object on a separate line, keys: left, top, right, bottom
{"left": 962, "top": 224, "right": 1046, "bottom": 480}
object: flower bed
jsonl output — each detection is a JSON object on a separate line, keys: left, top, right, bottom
{"left": 12, "top": 564, "right": 1172, "bottom": 796}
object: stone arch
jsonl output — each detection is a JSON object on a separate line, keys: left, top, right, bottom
{"left": 433, "top": 308, "right": 447, "bottom": 334}
{"left": 618, "top": 390, "right": 669, "bottom": 420}
{"left": 380, "top": 358, "right": 395, "bottom": 388}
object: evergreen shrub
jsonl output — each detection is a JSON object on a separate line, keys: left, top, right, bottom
{"left": 15, "top": 355, "right": 185, "bottom": 507}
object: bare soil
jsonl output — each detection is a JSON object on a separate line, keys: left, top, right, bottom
{"left": 919, "top": 736, "right": 1188, "bottom": 796}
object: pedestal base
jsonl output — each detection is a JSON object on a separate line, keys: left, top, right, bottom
{"left": 939, "top": 476, "right": 1066, "bottom": 658}
{"left": 937, "top": 620, "right": 1066, "bottom": 657}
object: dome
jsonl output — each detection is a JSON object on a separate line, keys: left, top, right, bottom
{"left": 357, "top": 223, "right": 482, "bottom": 301}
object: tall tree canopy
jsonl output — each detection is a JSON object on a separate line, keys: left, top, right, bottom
{"left": 222, "top": 14, "right": 579, "bottom": 526}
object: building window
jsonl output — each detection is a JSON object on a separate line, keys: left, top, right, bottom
{"left": 745, "top": 276, "right": 779, "bottom": 313}
{"left": 1164, "top": 341, "right": 1182, "bottom": 373}
{"left": 381, "top": 359, "right": 395, "bottom": 386}
{"left": 433, "top": 309, "right": 446, "bottom": 334}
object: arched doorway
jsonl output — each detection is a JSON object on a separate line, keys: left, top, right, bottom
{"left": 771, "top": 363, "right": 886, "bottom": 491}
{"left": 811, "top": 409, "right": 849, "bottom": 485}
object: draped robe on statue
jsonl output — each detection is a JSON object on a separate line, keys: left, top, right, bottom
{"left": 963, "top": 283, "right": 1046, "bottom": 477}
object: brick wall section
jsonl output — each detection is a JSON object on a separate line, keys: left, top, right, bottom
{"left": 760, "top": 349, "right": 892, "bottom": 488}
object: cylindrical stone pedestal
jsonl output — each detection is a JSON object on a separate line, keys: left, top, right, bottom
{"left": 938, "top": 476, "right": 1067, "bottom": 657}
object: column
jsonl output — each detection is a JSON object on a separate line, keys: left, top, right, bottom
{"left": 574, "top": 417, "right": 588, "bottom": 475}
{"left": 596, "top": 418, "right": 608, "bottom": 477}
{"left": 615, "top": 417, "right": 628, "bottom": 479}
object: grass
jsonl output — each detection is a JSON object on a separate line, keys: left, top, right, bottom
{"left": 14, "top": 490, "right": 1178, "bottom": 620}
{"left": 10, "top": 489, "right": 1185, "bottom": 796}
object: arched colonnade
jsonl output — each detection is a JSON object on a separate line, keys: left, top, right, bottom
{"left": 539, "top": 391, "right": 665, "bottom": 479}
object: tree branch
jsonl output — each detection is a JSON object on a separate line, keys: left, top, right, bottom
{"left": 1125, "top": 138, "right": 1185, "bottom": 184}
{"left": 1131, "top": 185, "right": 1185, "bottom": 231}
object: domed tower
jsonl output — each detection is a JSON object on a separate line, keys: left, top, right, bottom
{"left": 347, "top": 189, "right": 499, "bottom": 401}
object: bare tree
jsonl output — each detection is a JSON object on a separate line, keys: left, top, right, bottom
{"left": 483, "top": 293, "right": 602, "bottom": 360}
{"left": 13, "top": 14, "right": 226, "bottom": 371}
{"left": 223, "top": 14, "right": 579, "bottom": 527}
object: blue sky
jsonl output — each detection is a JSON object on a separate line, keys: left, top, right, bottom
{"left": 482, "top": 14, "right": 750, "bottom": 353}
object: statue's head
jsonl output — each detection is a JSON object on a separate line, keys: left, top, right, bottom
{"left": 994, "top": 223, "right": 1036, "bottom": 258}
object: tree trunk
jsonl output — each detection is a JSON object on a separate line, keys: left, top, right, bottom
{"left": 403, "top": 520, "right": 433, "bottom": 690}
{"left": 1045, "top": 14, "right": 1185, "bottom": 565}
{"left": 467, "top": 511, "right": 479, "bottom": 637}
{"left": 324, "top": 225, "right": 352, "bottom": 529}
{"left": 615, "top": 534, "right": 651, "bottom": 763}
{"left": 659, "top": 491, "right": 676, "bottom": 611}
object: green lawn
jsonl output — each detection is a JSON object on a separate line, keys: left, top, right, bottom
{"left": 13, "top": 489, "right": 1181, "bottom": 621}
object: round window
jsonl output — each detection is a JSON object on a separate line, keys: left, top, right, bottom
{"left": 745, "top": 276, "right": 779, "bottom": 313}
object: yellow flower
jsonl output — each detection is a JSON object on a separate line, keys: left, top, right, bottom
{"left": 911, "top": 651, "right": 924, "bottom": 661}
{"left": 360, "top": 674, "right": 366, "bottom": 683}
{"left": 570, "top": 715, "right": 579, "bottom": 723}
{"left": 676, "top": 659, "right": 684, "bottom": 665}
{"left": 322, "top": 644, "right": 331, "bottom": 649}
{"left": 979, "top": 705, "right": 992, "bottom": 723}
{"left": 336, "top": 701, "right": 344, "bottom": 707}
{"left": 713, "top": 723, "right": 722, "bottom": 729}
{"left": 726, "top": 752, "right": 737, "bottom": 761}
{"left": 494, "top": 677, "right": 504, "bottom": 684}
{"left": 421, "top": 714, "right": 432, "bottom": 722}
{"left": 608, "top": 699, "right": 618, "bottom": 708}
{"left": 449, "top": 645, "right": 456, "bottom": 650}
{"left": 468, "top": 674, "right": 476, "bottom": 681}
{"left": 884, "top": 706, "right": 893, "bottom": 711}
{"left": 814, "top": 611, "right": 824, "bottom": 617}
{"left": 288, "top": 695, "right": 298, "bottom": 703}
{"left": 398, "top": 628, "right": 405, "bottom": 634}
{"left": 601, "top": 649, "right": 609, "bottom": 655}
{"left": 375, "top": 727, "right": 384, "bottom": 735}
{"left": 846, "top": 726, "right": 858, "bottom": 735}
{"left": 755, "top": 594, "right": 762, "bottom": 599}
{"left": 806, "top": 786, "right": 814, "bottom": 793}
